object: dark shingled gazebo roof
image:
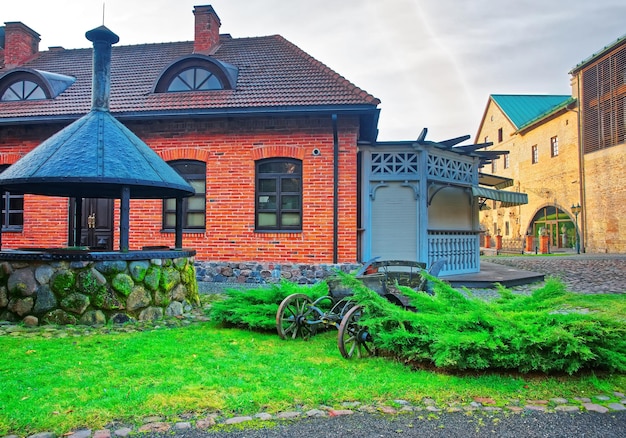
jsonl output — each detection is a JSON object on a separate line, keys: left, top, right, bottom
{"left": 0, "top": 109, "right": 195, "bottom": 199}
{"left": 0, "top": 26, "right": 194, "bottom": 200}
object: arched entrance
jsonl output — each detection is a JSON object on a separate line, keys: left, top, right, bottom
{"left": 528, "top": 206, "right": 576, "bottom": 250}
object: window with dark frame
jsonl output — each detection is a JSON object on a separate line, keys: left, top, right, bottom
{"left": 0, "top": 165, "right": 24, "bottom": 230}
{"left": 1, "top": 79, "right": 47, "bottom": 101}
{"left": 498, "top": 128, "right": 503, "bottom": 143}
{"left": 154, "top": 57, "right": 236, "bottom": 94}
{"left": 163, "top": 160, "right": 206, "bottom": 231}
{"left": 166, "top": 67, "right": 223, "bottom": 92}
{"left": 531, "top": 145, "right": 538, "bottom": 164}
{"left": 256, "top": 158, "right": 302, "bottom": 231}
{"left": 551, "top": 136, "right": 559, "bottom": 157}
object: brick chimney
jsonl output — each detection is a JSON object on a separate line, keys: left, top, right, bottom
{"left": 3, "top": 22, "right": 40, "bottom": 68}
{"left": 193, "top": 5, "right": 221, "bottom": 54}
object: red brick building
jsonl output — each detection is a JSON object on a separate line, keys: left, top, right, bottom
{"left": 0, "top": 5, "right": 380, "bottom": 266}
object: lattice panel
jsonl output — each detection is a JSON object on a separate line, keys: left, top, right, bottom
{"left": 371, "top": 152, "right": 419, "bottom": 176}
{"left": 427, "top": 154, "right": 473, "bottom": 184}
{"left": 581, "top": 44, "right": 626, "bottom": 154}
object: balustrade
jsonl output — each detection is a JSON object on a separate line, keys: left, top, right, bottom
{"left": 427, "top": 231, "right": 479, "bottom": 275}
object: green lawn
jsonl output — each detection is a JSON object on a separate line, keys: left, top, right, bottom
{"left": 1, "top": 313, "right": 625, "bottom": 435}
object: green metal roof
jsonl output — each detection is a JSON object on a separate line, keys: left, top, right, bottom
{"left": 491, "top": 94, "right": 572, "bottom": 130}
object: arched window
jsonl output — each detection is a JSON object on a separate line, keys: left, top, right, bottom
{"left": 0, "top": 69, "right": 75, "bottom": 101}
{"left": 167, "top": 67, "right": 223, "bottom": 92}
{"left": 153, "top": 55, "right": 238, "bottom": 93}
{"left": 0, "top": 165, "right": 24, "bottom": 230}
{"left": 163, "top": 160, "right": 206, "bottom": 231}
{"left": 1, "top": 79, "right": 46, "bottom": 101}
{"left": 256, "top": 158, "right": 302, "bottom": 231}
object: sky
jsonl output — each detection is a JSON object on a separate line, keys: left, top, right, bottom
{"left": 3, "top": 0, "right": 626, "bottom": 142}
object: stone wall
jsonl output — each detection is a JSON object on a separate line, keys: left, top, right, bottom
{"left": 0, "top": 257, "right": 198, "bottom": 326}
{"left": 194, "top": 261, "right": 361, "bottom": 287}
{"left": 582, "top": 142, "right": 626, "bottom": 253}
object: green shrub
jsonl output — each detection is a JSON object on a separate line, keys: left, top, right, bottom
{"left": 209, "top": 280, "right": 328, "bottom": 331}
{"left": 207, "top": 272, "right": 626, "bottom": 374}
{"left": 346, "top": 274, "right": 626, "bottom": 374}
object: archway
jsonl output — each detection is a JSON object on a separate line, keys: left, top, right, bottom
{"left": 528, "top": 205, "right": 576, "bottom": 250}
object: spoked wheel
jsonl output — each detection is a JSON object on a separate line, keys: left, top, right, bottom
{"left": 337, "top": 305, "right": 374, "bottom": 359}
{"left": 276, "top": 293, "right": 316, "bottom": 340}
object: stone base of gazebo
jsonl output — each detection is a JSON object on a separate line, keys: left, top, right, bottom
{"left": 0, "top": 249, "right": 198, "bottom": 326}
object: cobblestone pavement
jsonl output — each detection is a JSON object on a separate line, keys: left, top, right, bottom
{"left": 483, "top": 254, "right": 626, "bottom": 294}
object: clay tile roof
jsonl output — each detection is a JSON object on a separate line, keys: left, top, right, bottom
{"left": 0, "top": 34, "right": 380, "bottom": 120}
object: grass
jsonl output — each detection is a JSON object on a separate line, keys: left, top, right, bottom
{"left": 1, "top": 303, "right": 626, "bottom": 435}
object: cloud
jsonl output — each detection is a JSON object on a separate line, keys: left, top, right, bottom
{"left": 3, "top": 0, "right": 626, "bottom": 142}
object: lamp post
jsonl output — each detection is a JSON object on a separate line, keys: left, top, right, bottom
{"left": 571, "top": 203, "right": 582, "bottom": 254}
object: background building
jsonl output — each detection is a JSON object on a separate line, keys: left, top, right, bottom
{"left": 476, "top": 94, "right": 578, "bottom": 252}
{"left": 476, "top": 33, "right": 626, "bottom": 254}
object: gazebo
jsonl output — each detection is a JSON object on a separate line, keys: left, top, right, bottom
{"left": 0, "top": 26, "right": 198, "bottom": 326}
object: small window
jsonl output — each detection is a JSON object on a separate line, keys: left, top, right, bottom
{"left": 505, "top": 221, "right": 510, "bottom": 236}
{"left": 551, "top": 136, "right": 559, "bottom": 157}
{"left": 503, "top": 154, "right": 510, "bottom": 169}
{"left": 492, "top": 160, "right": 497, "bottom": 173}
{"left": 0, "top": 165, "right": 24, "bottom": 230}
{"left": 256, "top": 158, "right": 302, "bottom": 231}
{"left": 531, "top": 145, "right": 538, "bottom": 164}
{"left": 1, "top": 79, "right": 46, "bottom": 101}
{"left": 163, "top": 160, "right": 206, "bottom": 230}
{"left": 498, "top": 128, "right": 503, "bottom": 143}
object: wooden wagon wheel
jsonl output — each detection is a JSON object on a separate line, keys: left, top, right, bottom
{"left": 337, "top": 305, "right": 373, "bottom": 359}
{"left": 276, "top": 293, "right": 316, "bottom": 340}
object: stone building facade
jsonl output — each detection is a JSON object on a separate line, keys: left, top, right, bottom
{"left": 476, "top": 32, "right": 626, "bottom": 254}
{"left": 476, "top": 95, "right": 579, "bottom": 252}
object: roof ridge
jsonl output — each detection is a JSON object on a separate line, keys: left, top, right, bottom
{"left": 491, "top": 93, "right": 571, "bottom": 98}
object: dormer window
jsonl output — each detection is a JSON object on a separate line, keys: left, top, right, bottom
{"left": 2, "top": 79, "right": 47, "bottom": 101}
{"left": 0, "top": 69, "right": 75, "bottom": 102}
{"left": 154, "top": 54, "right": 238, "bottom": 93}
{"left": 168, "top": 67, "right": 223, "bottom": 92}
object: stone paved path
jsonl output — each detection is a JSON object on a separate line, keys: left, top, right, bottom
{"left": 484, "top": 254, "right": 626, "bottom": 294}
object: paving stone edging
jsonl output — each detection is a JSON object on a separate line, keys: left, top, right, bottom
{"left": 5, "top": 394, "right": 626, "bottom": 438}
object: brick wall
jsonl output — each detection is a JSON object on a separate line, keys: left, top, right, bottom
{"left": 0, "top": 115, "right": 360, "bottom": 264}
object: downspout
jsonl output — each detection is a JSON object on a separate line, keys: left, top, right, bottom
{"left": 0, "top": 187, "right": 2, "bottom": 250}
{"left": 575, "top": 77, "right": 586, "bottom": 252}
{"left": 332, "top": 114, "right": 339, "bottom": 264}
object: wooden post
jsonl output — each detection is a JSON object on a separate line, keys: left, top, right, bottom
{"left": 175, "top": 197, "right": 183, "bottom": 249}
{"left": 120, "top": 186, "right": 130, "bottom": 252}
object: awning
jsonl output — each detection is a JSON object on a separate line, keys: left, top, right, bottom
{"left": 472, "top": 186, "right": 528, "bottom": 207}
{"left": 478, "top": 172, "right": 514, "bottom": 189}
